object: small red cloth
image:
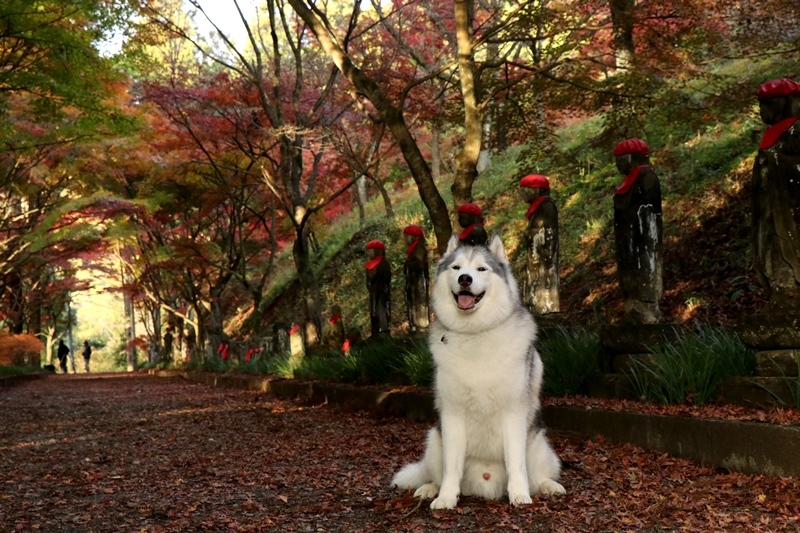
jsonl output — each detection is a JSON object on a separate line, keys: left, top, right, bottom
{"left": 758, "top": 79, "right": 800, "bottom": 100}
{"left": 365, "top": 256, "right": 384, "bottom": 270}
{"left": 613, "top": 138, "right": 649, "bottom": 156}
{"left": 406, "top": 238, "right": 420, "bottom": 258}
{"left": 329, "top": 314, "right": 342, "bottom": 324}
{"left": 615, "top": 165, "right": 650, "bottom": 195}
{"left": 520, "top": 174, "right": 550, "bottom": 189}
{"left": 245, "top": 348, "right": 254, "bottom": 361}
{"left": 459, "top": 224, "right": 479, "bottom": 241}
{"left": 457, "top": 203, "right": 482, "bottom": 216}
{"left": 342, "top": 339, "right": 351, "bottom": 352}
{"left": 290, "top": 324, "right": 300, "bottom": 335}
{"left": 403, "top": 225, "right": 424, "bottom": 237}
{"left": 525, "top": 196, "right": 549, "bottom": 220}
{"left": 759, "top": 117, "right": 799, "bottom": 149}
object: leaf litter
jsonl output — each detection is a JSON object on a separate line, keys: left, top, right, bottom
{"left": 0, "top": 374, "right": 798, "bottom": 532}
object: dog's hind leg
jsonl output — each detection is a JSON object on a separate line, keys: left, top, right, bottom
{"left": 392, "top": 427, "right": 444, "bottom": 499}
{"left": 526, "top": 429, "right": 566, "bottom": 496}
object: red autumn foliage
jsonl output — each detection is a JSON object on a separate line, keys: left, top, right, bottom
{"left": 0, "top": 334, "right": 44, "bottom": 366}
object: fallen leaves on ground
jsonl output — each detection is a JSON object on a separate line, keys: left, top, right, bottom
{"left": 545, "top": 396, "right": 800, "bottom": 426}
{"left": 1, "top": 374, "right": 798, "bottom": 532}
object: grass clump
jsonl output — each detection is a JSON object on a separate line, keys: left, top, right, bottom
{"left": 538, "top": 326, "right": 605, "bottom": 396}
{"left": 628, "top": 325, "right": 754, "bottom": 405}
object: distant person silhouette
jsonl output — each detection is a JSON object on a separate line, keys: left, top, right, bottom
{"left": 57, "top": 340, "right": 69, "bottom": 374}
{"left": 82, "top": 341, "right": 92, "bottom": 373}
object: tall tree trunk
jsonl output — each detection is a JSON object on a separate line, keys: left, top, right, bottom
{"left": 293, "top": 212, "right": 322, "bottom": 347}
{"left": 452, "top": 0, "right": 482, "bottom": 209}
{"left": 356, "top": 174, "right": 368, "bottom": 225}
{"left": 369, "top": 176, "right": 394, "bottom": 219}
{"left": 431, "top": 128, "right": 441, "bottom": 179}
{"left": 287, "top": 0, "right": 453, "bottom": 254}
{"left": 8, "top": 271, "right": 24, "bottom": 334}
{"left": 609, "top": 0, "right": 635, "bottom": 71}
{"left": 125, "top": 294, "right": 137, "bottom": 372}
{"left": 67, "top": 301, "right": 76, "bottom": 373}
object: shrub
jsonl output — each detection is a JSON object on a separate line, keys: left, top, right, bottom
{"left": 538, "top": 326, "right": 604, "bottom": 396}
{"left": 0, "top": 335, "right": 44, "bottom": 367}
{"left": 399, "top": 338, "right": 435, "bottom": 387}
{"left": 628, "top": 325, "right": 754, "bottom": 405}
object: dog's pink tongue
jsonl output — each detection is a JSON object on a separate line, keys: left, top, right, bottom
{"left": 458, "top": 293, "right": 476, "bottom": 309}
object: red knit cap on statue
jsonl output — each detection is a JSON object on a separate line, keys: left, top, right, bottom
{"left": 366, "top": 240, "right": 385, "bottom": 250}
{"left": 403, "top": 225, "right": 424, "bottom": 237}
{"left": 519, "top": 174, "right": 550, "bottom": 189}
{"left": 613, "top": 138, "right": 649, "bottom": 156}
{"left": 457, "top": 203, "right": 483, "bottom": 216}
{"left": 757, "top": 79, "right": 800, "bottom": 100}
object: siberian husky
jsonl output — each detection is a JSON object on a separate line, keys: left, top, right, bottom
{"left": 392, "top": 234, "right": 565, "bottom": 509}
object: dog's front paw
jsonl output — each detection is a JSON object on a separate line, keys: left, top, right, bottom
{"left": 509, "top": 491, "right": 533, "bottom": 506}
{"left": 413, "top": 483, "right": 439, "bottom": 500}
{"left": 538, "top": 479, "right": 566, "bottom": 496}
{"left": 430, "top": 493, "right": 458, "bottom": 510}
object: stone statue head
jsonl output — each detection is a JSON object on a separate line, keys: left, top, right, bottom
{"left": 366, "top": 239, "right": 386, "bottom": 259}
{"left": 519, "top": 174, "right": 550, "bottom": 203}
{"left": 403, "top": 224, "right": 425, "bottom": 245}
{"left": 757, "top": 79, "right": 800, "bottom": 125}
{"left": 613, "top": 138, "right": 650, "bottom": 175}
{"left": 457, "top": 203, "right": 484, "bottom": 228}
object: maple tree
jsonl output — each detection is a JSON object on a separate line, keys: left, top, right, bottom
{"left": 0, "top": 1, "right": 142, "bottom": 345}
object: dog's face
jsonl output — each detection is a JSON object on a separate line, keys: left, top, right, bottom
{"left": 432, "top": 234, "right": 519, "bottom": 332}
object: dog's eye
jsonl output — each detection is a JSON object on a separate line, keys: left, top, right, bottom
{"left": 477, "top": 267, "right": 488, "bottom": 272}
{"left": 451, "top": 265, "right": 461, "bottom": 270}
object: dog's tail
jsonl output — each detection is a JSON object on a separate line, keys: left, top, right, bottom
{"left": 391, "top": 461, "right": 429, "bottom": 489}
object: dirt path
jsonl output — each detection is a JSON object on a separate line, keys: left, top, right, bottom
{"left": 1, "top": 374, "right": 798, "bottom": 532}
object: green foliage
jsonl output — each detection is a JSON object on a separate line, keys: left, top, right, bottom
{"left": 398, "top": 338, "right": 435, "bottom": 387}
{"left": 0, "top": 365, "right": 40, "bottom": 376}
{"left": 538, "top": 326, "right": 604, "bottom": 396}
{"left": 628, "top": 326, "right": 755, "bottom": 405}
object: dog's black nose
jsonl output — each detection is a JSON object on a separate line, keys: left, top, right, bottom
{"left": 458, "top": 274, "right": 472, "bottom": 286}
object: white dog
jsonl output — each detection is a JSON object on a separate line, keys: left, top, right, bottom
{"left": 392, "top": 234, "right": 565, "bottom": 509}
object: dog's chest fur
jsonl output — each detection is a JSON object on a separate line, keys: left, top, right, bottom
{"left": 430, "top": 312, "right": 536, "bottom": 452}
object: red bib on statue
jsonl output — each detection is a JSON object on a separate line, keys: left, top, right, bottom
{"left": 365, "top": 256, "right": 384, "bottom": 270}
{"left": 525, "top": 196, "right": 549, "bottom": 220}
{"left": 615, "top": 165, "right": 650, "bottom": 195}
{"left": 406, "top": 238, "right": 420, "bottom": 258}
{"left": 459, "top": 224, "right": 479, "bottom": 241}
{"left": 760, "top": 117, "right": 799, "bottom": 149}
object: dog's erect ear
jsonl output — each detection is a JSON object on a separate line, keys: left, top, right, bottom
{"left": 488, "top": 234, "right": 507, "bottom": 262}
{"left": 444, "top": 233, "right": 460, "bottom": 256}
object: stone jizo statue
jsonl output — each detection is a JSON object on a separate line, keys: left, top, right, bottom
{"left": 519, "top": 174, "right": 560, "bottom": 315}
{"left": 365, "top": 239, "right": 392, "bottom": 336}
{"left": 752, "top": 78, "right": 800, "bottom": 311}
{"left": 613, "top": 138, "right": 663, "bottom": 324}
{"left": 457, "top": 203, "right": 488, "bottom": 246}
{"left": 325, "top": 304, "right": 345, "bottom": 350}
{"left": 403, "top": 224, "right": 430, "bottom": 332}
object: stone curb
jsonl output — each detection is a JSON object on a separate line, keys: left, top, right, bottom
{"left": 154, "top": 370, "right": 800, "bottom": 478}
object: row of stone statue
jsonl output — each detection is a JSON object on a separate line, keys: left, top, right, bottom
{"left": 362, "top": 135, "right": 663, "bottom": 331}
{"left": 359, "top": 76, "right": 800, "bottom": 336}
